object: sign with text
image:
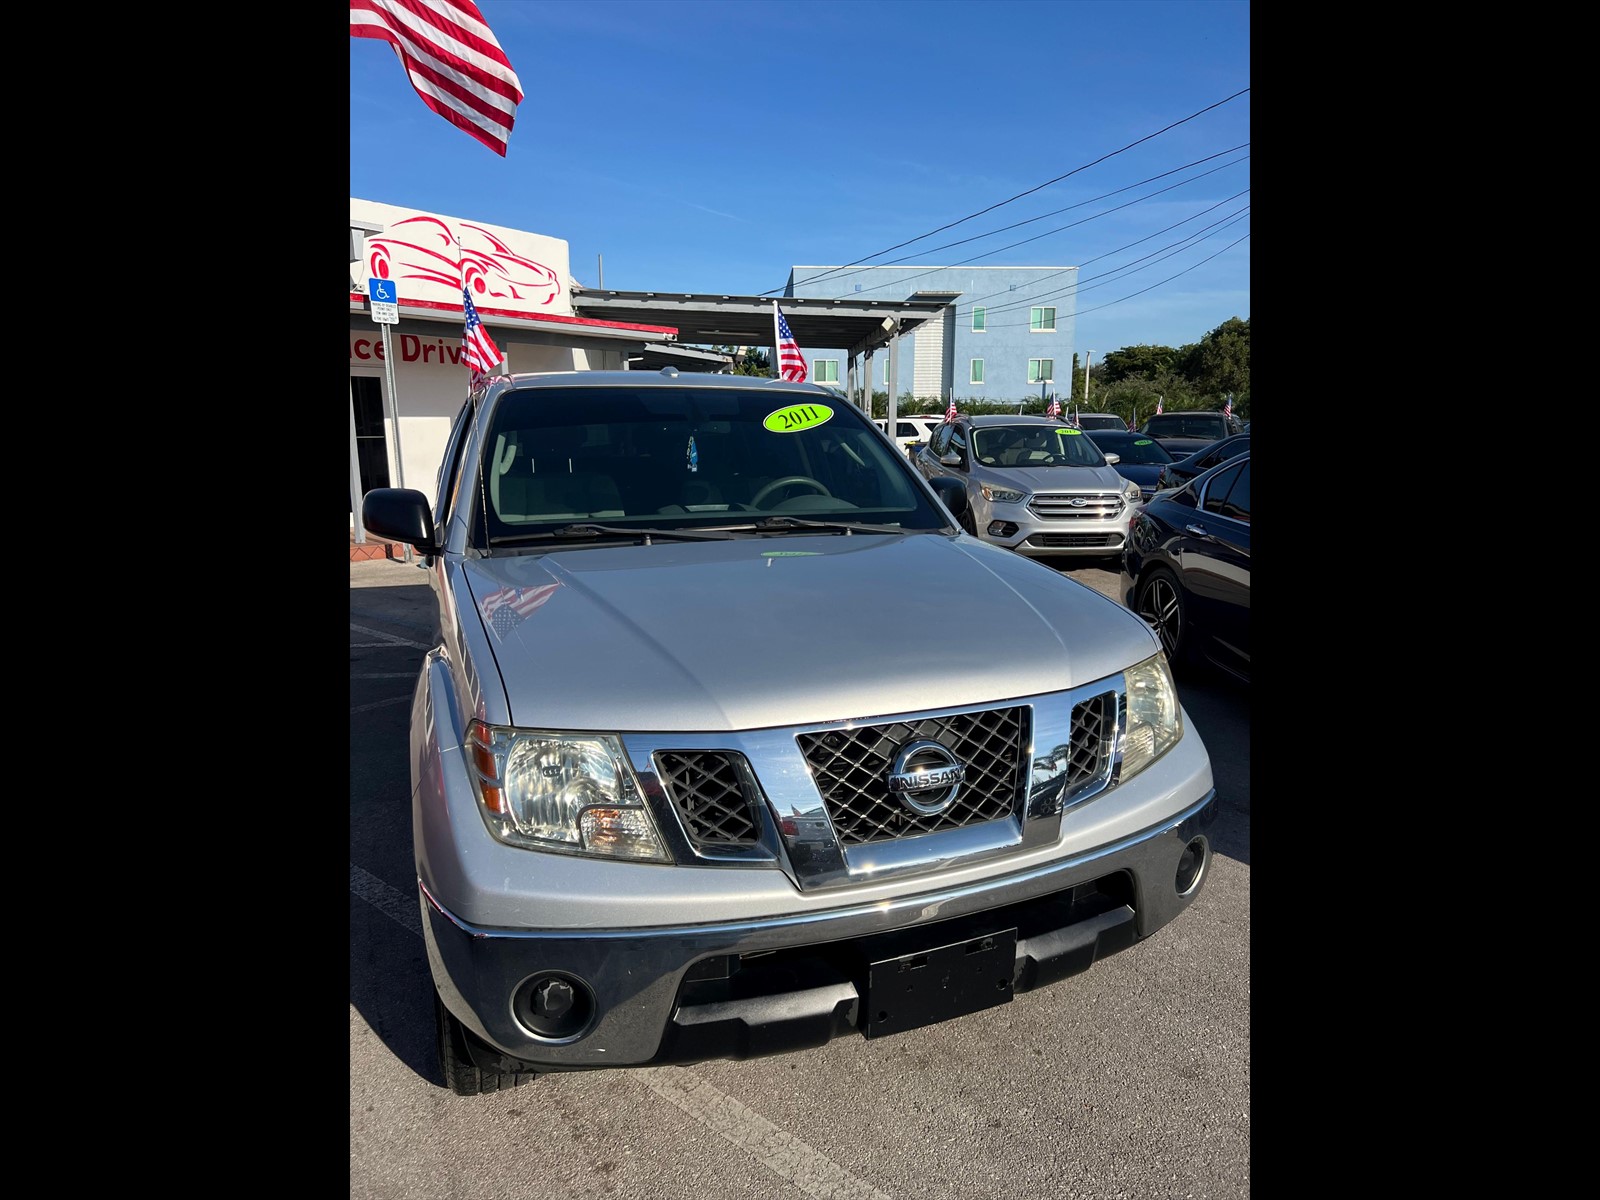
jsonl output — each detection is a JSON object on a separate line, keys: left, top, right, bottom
{"left": 367, "top": 277, "right": 399, "bottom": 325}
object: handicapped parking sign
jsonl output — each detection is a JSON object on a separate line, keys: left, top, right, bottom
{"left": 368, "top": 277, "right": 399, "bottom": 325}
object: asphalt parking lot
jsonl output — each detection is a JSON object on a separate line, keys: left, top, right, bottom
{"left": 350, "top": 555, "right": 1250, "bottom": 1198}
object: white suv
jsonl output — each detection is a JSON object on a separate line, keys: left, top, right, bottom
{"left": 875, "top": 415, "right": 944, "bottom": 457}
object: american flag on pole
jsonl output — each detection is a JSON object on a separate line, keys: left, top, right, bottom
{"left": 1223, "top": 395, "right": 1233, "bottom": 420}
{"left": 350, "top": 0, "right": 524, "bottom": 157}
{"left": 462, "top": 286, "right": 503, "bottom": 374}
{"left": 945, "top": 397, "right": 958, "bottom": 423}
{"left": 1046, "top": 395, "right": 1061, "bottom": 419}
{"left": 773, "top": 302, "right": 807, "bottom": 382}
{"left": 1155, "top": 397, "right": 1164, "bottom": 415}
{"left": 480, "top": 583, "right": 559, "bottom": 636}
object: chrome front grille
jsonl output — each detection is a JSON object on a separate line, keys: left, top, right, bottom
{"left": 656, "top": 751, "right": 760, "bottom": 847}
{"left": 795, "top": 706, "right": 1028, "bottom": 846}
{"left": 1029, "top": 491, "right": 1124, "bottom": 521}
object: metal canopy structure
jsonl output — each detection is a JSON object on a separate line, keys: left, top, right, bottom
{"left": 569, "top": 288, "right": 948, "bottom": 358}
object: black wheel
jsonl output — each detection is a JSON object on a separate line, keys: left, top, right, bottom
{"left": 1135, "top": 566, "right": 1190, "bottom": 666}
{"left": 436, "top": 992, "right": 534, "bottom": 1095}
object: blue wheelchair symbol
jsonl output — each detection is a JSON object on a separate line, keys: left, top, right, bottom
{"left": 368, "top": 279, "right": 394, "bottom": 303}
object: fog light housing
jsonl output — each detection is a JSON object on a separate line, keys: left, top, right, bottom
{"left": 988, "top": 521, "right": 1018, "bottom": 537}
{"left": 512, "top": 971, "right": 596, "bottom": 1041}
{"left": 1175, "top": 836, "right": 1207, "bottom": 896}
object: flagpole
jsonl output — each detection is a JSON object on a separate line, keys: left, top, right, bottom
{"left": 1084, "top": 351, "right": 1092, "bottom": 408}
{"left": 772, "top": 301, "right": 781, "bottom": 380}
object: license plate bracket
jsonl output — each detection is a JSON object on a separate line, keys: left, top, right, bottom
{"left": 862, "top": 927, "right": 1017, "bottom": 1039}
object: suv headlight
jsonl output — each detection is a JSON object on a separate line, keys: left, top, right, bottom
{"left": 466, "top": 721, "right": 670, "bottom": 861}
{"left": 1120, "top": 654, "right": 1182, "bottom": 778}
{"left": 1121, "top": 478, "right": 1142, "bottom": 505}
{"left": 980, "top": 483, "right": 1027, "bottom": 503}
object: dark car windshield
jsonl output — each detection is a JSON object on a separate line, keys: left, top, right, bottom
{"left": 1143, "top": 413, "right": 1230, "bottom": 439}
{"left": 468, "top": 386, "right": 947, "bottom": 548}
{"left": 971, "top": 425, "right": 1105, "bottom": 468}
{"left": 1087, "top": 434, "right": 1174, "bottom": 465}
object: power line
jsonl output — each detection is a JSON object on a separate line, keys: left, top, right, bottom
{"left": 820, "top": 156, "right": 1249, "bottom": 304}
{"left": 795, "top": 143, "right": 1249, "bottom": 294}
{"left": 975, "top": 211, "right": 1250, "bottom": 327}
{"left": 762, "top": 87, "right": 1249, "bottom": 297}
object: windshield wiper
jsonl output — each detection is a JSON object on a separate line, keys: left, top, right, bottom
{"left": 490, "top": 523, "right": 741, "bottom": 546}
{"left": 743, "top": 516, "right": 916, "bottom": 536}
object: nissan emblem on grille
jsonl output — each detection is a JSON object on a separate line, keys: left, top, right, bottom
{"left": 886, "top": 739, "right": 967, "bottom": 816}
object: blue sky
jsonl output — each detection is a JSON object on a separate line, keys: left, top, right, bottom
{"left": 350, "top": 0, "right": 1249, "bottom": 356}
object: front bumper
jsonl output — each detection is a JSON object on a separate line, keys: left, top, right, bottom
{"left": 974, "top": 495, "right": 1129, "bottom": 558}
{"left": 423, "top": 787, "right": 1217, "bottom": 1072}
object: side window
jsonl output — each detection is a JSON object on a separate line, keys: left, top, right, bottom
{"left": 929, "top": 424, "right": 949, "bottom": 455}
{"left": 1200, "top": 461, "right": 1245, "bottom": 519}
{"left": 1223, "top": 436, "right": 1250, "bottom": 461}
{"left": 949, "top": 425, "right": 969, "bottom": 464}
{"left": 433, "top": 399, "right": 475, "bottom": 530}
{"left": 1216, "top": 460, "right": 1249, "bottom": 522}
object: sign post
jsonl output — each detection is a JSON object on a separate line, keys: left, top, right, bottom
{"left": 368, "top": 278, "right": 412, "bottom": 563}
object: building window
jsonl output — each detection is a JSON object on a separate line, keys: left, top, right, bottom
{"left": 970, "top": 358, "right": 984, "bottom": 384}
{"left": 1028, "top": 359, "right": 1054, "bottom": 383}
{"left": 815, "top": 359, "right": 839, "bottom": 383}
{"left": 1030, "top": 307, "right": 1056, "bottom": 332}
{"left": 971, "top": 306, "right": 986, "bottom": 332}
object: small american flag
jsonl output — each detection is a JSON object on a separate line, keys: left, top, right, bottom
{"left": 1046, "top": 396, "right": 1061, "bottom": 419}
{"left": 480, "top": 583, "right": 558, "bottom": 636}
{"left": 773, "top": 302, "right": 807, "bottom": 382}
{"left": 462, "top": 286, "right": 503, "bottom": 374}
{"left": 1155, "top": 397, "right": 1164, "bottom": 415}
{"left": 945, "top": 398, "right": 958, "bottom": 423}
{"left": 1223, "top": 395, "right": 1233, "bottom": 420}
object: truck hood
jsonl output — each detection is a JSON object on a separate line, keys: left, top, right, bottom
{"left": 463, "top": 532, "right": 1159, "bottom": 732}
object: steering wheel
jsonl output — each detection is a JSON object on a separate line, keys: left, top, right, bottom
{"left": 751, "top": 475, "right": 832, "bottom": 508}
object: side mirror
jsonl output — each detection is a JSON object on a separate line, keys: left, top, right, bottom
{"left": 1103, "top": 452, "right": 1121, "bottom": 465}
{"left": 939, "top": 451, "right": 963, "bottom": 468}
{"left": 362, "top": 488, "right": 439, "bottom": 555}
{"left": 928, "top": 475, "right": 968, "bottom": 518}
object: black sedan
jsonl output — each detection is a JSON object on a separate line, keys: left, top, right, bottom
{"left": 1121, "top": 453, "right": 1250, "bottom": 683}
{"left": 1153, "top": 432, "right": 1250, "bottom": 493}
{"left": 1084, "top": 430, "right": 1177, "bottom": 502}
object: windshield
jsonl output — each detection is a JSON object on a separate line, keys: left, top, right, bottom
{"left": 971, "top": 424, "right": 1106, "bottom": 468}
{"left": 1089, "top": 435, "right": 1173, "bottom": 465}
{"left": 468, "top": 385, "right": 947, "bottom": 548}
{"left": 1144, "top": 414, "right": 1228, "bottom": 439}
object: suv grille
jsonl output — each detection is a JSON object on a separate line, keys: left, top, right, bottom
{"left": 796, "top": 707, "right": 1028, "bottom": 846}
{"left": 1029, "top": 492, "right": 1124, "bottom": 521}
{"left": 656, "top": 751, "right": 760, "bottom": 847}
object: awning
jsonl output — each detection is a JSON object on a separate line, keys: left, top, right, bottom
{"left": 569, "top": 289, "right": 949, "bottom": 357}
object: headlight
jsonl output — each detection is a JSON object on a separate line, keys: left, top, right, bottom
{"left": 980, "top": 483, "right": 1027, "bottom": 503}
{"left": 1121, "top": 479, "right": 1142, "bottom": 505}
{"left": 1120, "top": 654, "right": 1182, "bottom": 778}
{"left": 466, "top": 721, "right": 670, "bottom": 861}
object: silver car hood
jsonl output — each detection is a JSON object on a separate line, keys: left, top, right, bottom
{"left": 971, "top": 463, "right": 1128, "bottom": 493}
{"left": 463, "top": 533, "right": 1158, "bottom": 732}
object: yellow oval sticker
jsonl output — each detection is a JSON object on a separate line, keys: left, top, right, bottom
{"left": 1055, "top": 427, "right": 1082, "bottom": 436}
{"left": 763, "top": 403, "right": 833, "bottom": 433}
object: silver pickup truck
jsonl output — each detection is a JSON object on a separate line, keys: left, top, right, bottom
{"left": 362, "top": 369, "right": 1217, "bottom": 1095}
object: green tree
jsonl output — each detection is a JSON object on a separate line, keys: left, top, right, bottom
{"left": 1099, "top": 344, "right": 1182, "bottom": 385}
{"left": 712, "top": 346, "right": 772, "bottom": 377}
{"left": 1184, "top": 317, "right": 1250, "bottom": 400}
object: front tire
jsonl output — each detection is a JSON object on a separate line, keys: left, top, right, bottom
{"left": 1136, "top": 566, "right": 1190, "bottom": 667}
{"left": 436, "top": 992, "right": 534, "bottom": 1095}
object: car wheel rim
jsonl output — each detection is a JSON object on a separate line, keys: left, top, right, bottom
{"left": 1140, "top": 578, "right": 1181, "bottom": 657}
